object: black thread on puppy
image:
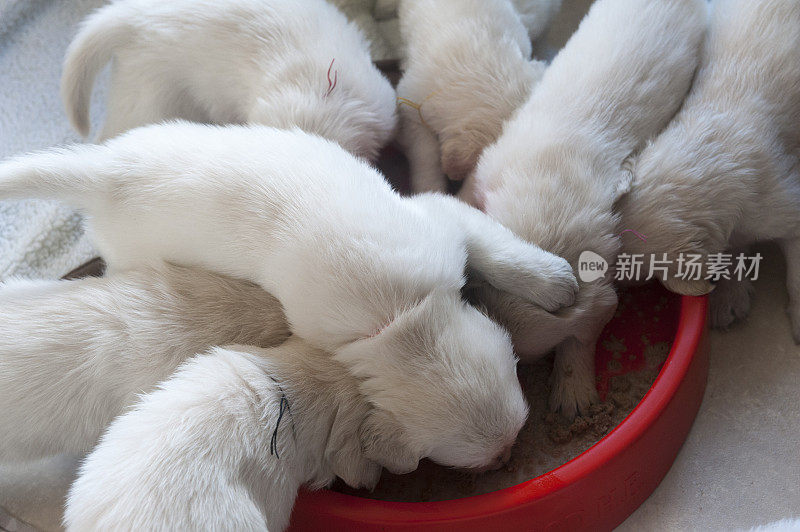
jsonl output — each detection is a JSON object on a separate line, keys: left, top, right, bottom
{"left": 270, "top": 395, "right": 290, "bottom": 458}
{"left": 269, "top": 380, "right": 296, "bottom": 459}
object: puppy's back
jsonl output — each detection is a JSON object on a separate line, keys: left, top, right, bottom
{"left": 514, "top": 0, "right": 708, "bottom": 159}
{"left": 0, "top": 264, "right": 288, "bottom": 461}
{"left": 695, "top": 0, "right": 800, "bottom": 141}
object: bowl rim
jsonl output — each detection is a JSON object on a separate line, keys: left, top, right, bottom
{"left": 297, "top": 293, "right": 708, "bottom": 523}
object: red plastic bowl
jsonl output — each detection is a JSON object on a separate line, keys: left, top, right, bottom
{"left": 289, "top": 286, "right": 709, "bottom": 532}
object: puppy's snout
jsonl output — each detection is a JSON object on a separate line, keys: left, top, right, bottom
{"left": 485, "top": 443, "right": 514, "bottom": 471}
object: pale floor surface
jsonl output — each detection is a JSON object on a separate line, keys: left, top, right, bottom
{"left": 618, "top": 244, "right": 800, "bottom": 531}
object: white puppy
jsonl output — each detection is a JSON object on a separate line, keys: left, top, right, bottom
{"left": 62, "top": 0, "right": 396, "bottom": 160}
{"left": 0, "top": 264, "right": 289, "bottom": 463}
{"left": 0, "top": 122, "right": 580, "bottom": 472}
{"left": 397, "top": 0, "right": 546, "bottom": 191}
{"left": 467, "top": 0, "right": 707, "bottom": 417}
{"left": 65, "top": 341, "right": 381, "bottom": 532}
{"left": 619, "top": 0, "right": 800, "bottom": 335}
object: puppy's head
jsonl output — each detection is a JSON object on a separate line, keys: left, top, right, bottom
{"left": 338, "top": 289, "right": 528, "bottom": 473}
{"left": 306, "top": 91, "right": 397, "bottom": 162}
{"left": 437, "top": 58, "right": 544, "bottom": 182}
{"left": 616, "top": 144, "right": 728, "bottom": 296}
{"left": 252, "top": 70, "right": 397, "bottom": 162}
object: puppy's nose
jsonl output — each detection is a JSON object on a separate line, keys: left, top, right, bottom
{"left": 486, "top": 444, "right": 514, "bottom": 471}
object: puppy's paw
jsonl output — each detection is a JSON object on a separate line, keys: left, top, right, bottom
{"left": 528, "top": 255, "right": 579, "bottom": 312}
{"left": 662, "top": 277, "right": 715, "bottom": 297}
{"left": 334, "top": 456, "right": 383, "bottom": 491}
{"left": 475, "top": 245, "right": 578, "bottom": 312}
{"left": 548, "top": 364, "right": 599, "bottom": 420}
{"left": 788, "top": 302, "right": 800, "bottom": 345}
{"left": 709, "top": 279, "right": 753, "bottom": 329}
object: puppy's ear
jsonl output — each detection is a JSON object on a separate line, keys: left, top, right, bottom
{"left": 358, "top": 409, "right": 420, "bottom": 475}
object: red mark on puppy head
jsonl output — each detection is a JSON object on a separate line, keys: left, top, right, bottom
{"left": 367, "top": 322, "right": 390, "bottom": 338}
{"left": 618, "top": 229, "right": 647, "bottom": 242}
{"left": 325, "top": 58, "right": 338, "bottom": 98}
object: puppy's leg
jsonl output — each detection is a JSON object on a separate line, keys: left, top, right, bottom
{"left": 549, "top": 286, "right": 616, "bottom": 418}
{"left": 65, "top": 348, "right": 295, "bottom": 532}
{"left": 413, "top": 192, "right": 578, "bottom": 311}
{"left": 399, "top": 111, "right": 447, "bottom": 193}
{"left": 709, "top": 276, "right": 754, "bottom": 330}
{"left": 549, "top": 337, "right": 600, "bottom": 419}
{"left": 781, "top": 237, "right": 800, "bottom": 344}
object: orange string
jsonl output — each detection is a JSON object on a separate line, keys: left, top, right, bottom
{"left": 396, "top": 90, "right": 438, "bottom": 131}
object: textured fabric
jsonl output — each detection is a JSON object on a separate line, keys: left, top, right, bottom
{"left": 0, "top": 0, "right": 106, "bottom": 281}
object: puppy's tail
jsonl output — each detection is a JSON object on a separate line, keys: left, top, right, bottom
{"left": 0, "top": 144, "right": 109, "bottom": 206}
{"left": 62, "top": 5, "right": 134, "bottom": 137}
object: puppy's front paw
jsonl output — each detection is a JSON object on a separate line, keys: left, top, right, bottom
{"left": 548, "top": 364, "right": 599, "bottom": 420}
{"left": 662, "top": 277, "right": 715, "bottom": 297}
{"left": 534, "top": 256, "right": 579, "bottom": 312}
{"left": 788, "top": 302, "right": 800, "bottom": 345}
{"left": 337, "top": 458, "right": 383, "bottom": 491}
{"left": 709, "top": 279, "right": 753, "bottom": 329}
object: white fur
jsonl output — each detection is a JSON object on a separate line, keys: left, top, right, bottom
{"left": 61, "top": 0, "right": 396, "bottom": 160}
{"left": 0, "top": 264, "right": 289, "bottom": 463}
{"left": 619, "top": 0, "right": 800, "bottom": 340}
{"left": 65, "top": 341, "right": 381, "bottom": 531}
{"left": 469, "top": 0, "right": 707, "bottom": 417}
{"left": 397, "top": 0, "right": 546, "bottom": 191}
{"left": 0, "top": 122, "right": 582, "bottom": 471}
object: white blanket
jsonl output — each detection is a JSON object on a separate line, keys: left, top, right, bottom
{"left": 0, "top": 0, "right": 110, "bottom": 281}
